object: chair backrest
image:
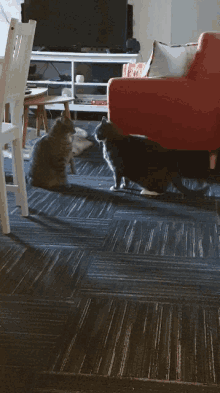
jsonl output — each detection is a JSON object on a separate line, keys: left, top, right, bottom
{"left": 0, "top": 18, "right": 36, "bottom": 123}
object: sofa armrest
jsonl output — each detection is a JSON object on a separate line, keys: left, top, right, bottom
{"left": 108, "top": 76, "right": 220, "bottom": 151}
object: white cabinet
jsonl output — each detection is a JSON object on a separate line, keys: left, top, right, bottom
{"left": 29, "top": 51, "right": 141, "bottom": 114}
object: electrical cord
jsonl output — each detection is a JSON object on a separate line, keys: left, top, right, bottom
{"left": 0, "top": 3, "right": 10, "bottom": 24}
{"left": 40, "top": 62, "right": 49, "bottom": 77}
{"left": 50, "top": 62, "right": 71, "bottom": 81}
{"left": 48, "top": 62, "right": 63, "bottom": 88}
{"left": 50, "top": 61, "right": 61, "bottom": 77}
{"left": 46, "top": 62, "right": 71, "bottom": 89}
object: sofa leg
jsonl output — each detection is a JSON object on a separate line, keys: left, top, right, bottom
{"left": 209, "top": 151, "right": 218, "bottom": 170}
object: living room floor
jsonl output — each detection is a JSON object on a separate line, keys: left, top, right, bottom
{"left": 1, "top": 113, "right": 220, "bottom": 392}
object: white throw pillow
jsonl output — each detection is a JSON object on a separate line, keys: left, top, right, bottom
{"left": 142, "top": 41, "right": 197, "bottom": 78}
{"left": 72, "top": 127, "right": 93, "bottom": 156}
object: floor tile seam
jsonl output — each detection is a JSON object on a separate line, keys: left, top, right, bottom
{"left": 8, "top": 217, "right": 111, "bottom": 225}
{"left": 112, "top": 215, "right": 218, "bottom": 225}
{"left": 86, "top": 249, "right": 220, "bottom": 262}
{"left": 33, "top": 370, "right": 220, "bottom": 392}
{"left": 0, "top": 293, "right": 83, "bottom": 305}
{"left": 1, "top": 291, "right": 219, "bottom": 308}
{"left": 0, "top": 244, "right": 107, "bottom": 253}
{"left": 114, "top": 209, "right": 219, "bottom": 217}
{"left": 76, "top": 288, "right": 220, "bottom": 304}
{"left": 0, "top": 244, "right": 108, "bottom": 253}
{"left": 8, "top": 213, "right": 113, "bottom": 220}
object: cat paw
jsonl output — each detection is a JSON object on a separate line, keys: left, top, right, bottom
{"left": 141, "top": 189, "right": 162, "bottom": 196}
{"left": 110, "top": 185, "right": 119, "bottom": 191}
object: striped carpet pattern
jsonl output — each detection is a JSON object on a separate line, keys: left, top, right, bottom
{"left": 1, "top": 120, "right": 220, "bottom": 392}
{"left": 47, "top": 298, "right": 220, "bottom": 384}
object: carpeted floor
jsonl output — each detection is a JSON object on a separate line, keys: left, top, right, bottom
{"left": 1, "top": 118, "right": 220, "bottom": 392}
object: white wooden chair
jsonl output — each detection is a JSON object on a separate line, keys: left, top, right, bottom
{"left": 0, "top": 18, "right": 36, "bottom": 234}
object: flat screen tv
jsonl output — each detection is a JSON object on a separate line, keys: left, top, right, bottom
{"left": 21, "top": 0, "right": 128, "bottom": 52}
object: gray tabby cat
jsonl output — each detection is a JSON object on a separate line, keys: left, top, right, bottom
{"left": 27, "top": 115, "right": 76, "bottom": 189}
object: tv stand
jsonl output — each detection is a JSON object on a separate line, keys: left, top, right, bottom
{"left": 80, "top": 47, "right": 123, "bottom": 54}
{"left": 38, "top": 46, "right": 80, "bottom": 53}
{"left": 29, "top": 51, "right": 141, "bottom": 118}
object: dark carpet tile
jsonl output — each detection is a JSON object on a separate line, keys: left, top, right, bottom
{"left": 0, "top": 245, "right": 90, "bottom": 298}
{"left": 104, "top": 218, "right": 220, "bottom": 258}
{"left": 0, "top": 214, "right": 110, "bottom": 249}
{"left": 32, "top": 372, "right": 220, "bottom": 393}
{"left": 9, "top": 177, "right": 146, "bottom": 220}
{"left": 74, "top": 251, "right": 220, "bottom": 304}
{"left": 45, "top": 295, "right": 220, "bottom": 385}
{"left": 114, "top": 191, "right": 219, "bottom": 218}
{"left": 0, "top": 295, "right": 81, "bottom": 371}
{"left": 0, "top": 366, "right": 36, "bottom": 393}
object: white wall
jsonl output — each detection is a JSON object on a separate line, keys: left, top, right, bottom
{"left": 171, "top": 0, "right": 220, "bottom": 44}
{"left": 132, "top": 0, "right": 220, "bottom": 61}
{"left": 131, "top": 0, "right": 172, "bottom": 61}
{"left": 196, "top": 0, "right": 220, "bottom": 35}
{"left": 0, "top": 0, "right": 22, "bottom": 56}
{"left": 171, "top": 0, "right": 198, "bottom": 44}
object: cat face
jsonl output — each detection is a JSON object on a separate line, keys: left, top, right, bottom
{"left": 94, "top": 116, "right": 110, "bottom": 143}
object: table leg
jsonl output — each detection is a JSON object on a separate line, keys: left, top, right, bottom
{"left": 42, "top": 107, "right": 48, "bottom": 132}
{"left": 64, "top": 102, "right": 71, "bottom": 119}
{"left": 36, "top": 105, "right": 44, "bottom": 136}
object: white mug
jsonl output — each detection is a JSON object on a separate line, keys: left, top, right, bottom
{"left": 76, "top": 74, "right": 84, "bottom": 83}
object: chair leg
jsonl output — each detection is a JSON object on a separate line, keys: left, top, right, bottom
{"left": 11, "top": 101, "right": 22, "bottom": 206}
{"left": 11, "top": 140, "right": 19, "bottom": 207}
{"left": 11, "top": 101, "right": 29, "bottom": 216}
{"left": 12, "top": 137, "right": 29, "bottom": 216}
{"left": 4, "top": 103, "right": 10, "bottom": 150}
{"left": 0, "top": 146, "right": 10, "bottom": 234}
{"left": 23, "top": 105, "right": 29, "bottom": 148}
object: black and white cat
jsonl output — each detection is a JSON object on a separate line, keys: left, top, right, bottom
{"left": 27, "top": 114, "right": 76, "bottom": 190}
{"left": 94, "top": 117, "right": 171, "bottom": 194}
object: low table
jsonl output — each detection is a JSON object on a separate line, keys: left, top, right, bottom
{"left": 4, "top": 88, "right": 49, "bottom": 150}
{"left": 23, "top": 91, "right": 74, "bottom": 148}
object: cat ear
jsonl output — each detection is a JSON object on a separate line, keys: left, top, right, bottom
{"left": 60, "top": 111, "right": 70, "bottom": 121}
{"left": 62, "top": 115, "right": 72, "bottom": 125}
{"left": 65, "top": 119, "right": 73, "bottom": 128}
{"left": 56, "top": 119, "right": 62, "bottom": 126}
{"left": 102, "top": 116, "right": 107, "bottom": 124}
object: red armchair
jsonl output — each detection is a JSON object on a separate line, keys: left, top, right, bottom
{"left": 108, "top": 32, "right": 220, "bottom": 165}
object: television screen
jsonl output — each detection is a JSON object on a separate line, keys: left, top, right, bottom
{"left": 21, "top": 0, "right": 128, "bottom": 52}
